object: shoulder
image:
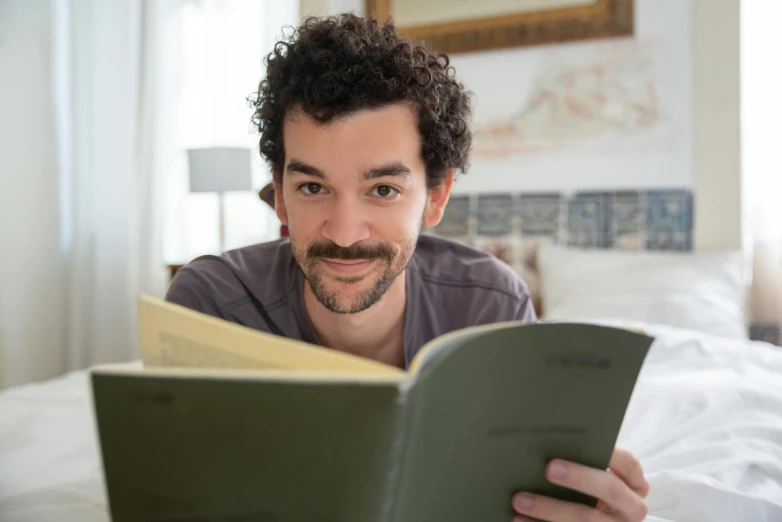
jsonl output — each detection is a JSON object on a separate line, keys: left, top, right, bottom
{"left": 165, "top": 239, "right": 296, "bottom": 316}
{"left": 410, "top": 235, "right": 535, "bottom": 322}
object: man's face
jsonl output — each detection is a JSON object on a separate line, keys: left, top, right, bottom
{"left": 275, "top": 103, "right": 452, "bottom": 314}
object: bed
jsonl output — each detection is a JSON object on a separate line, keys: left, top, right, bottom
{"left": 1, "top": 321, "right": 781, "bottom": 521}
{"left": 2, "top": 246, "right": 782, "bottom": 521}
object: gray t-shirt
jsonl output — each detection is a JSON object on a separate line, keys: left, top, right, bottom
{"left": 165, "top": 234, "right": 537, "bottom": 367}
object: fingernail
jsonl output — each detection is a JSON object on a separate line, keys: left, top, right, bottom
{"left": 550, "top": 460, "right": 568, "bottom": 479}
{"left": 514, "top": 493, "right": 535, "bottom": 511}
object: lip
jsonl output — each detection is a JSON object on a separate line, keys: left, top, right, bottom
{"left": 320, "top": 258, "right": 377, "bottom": 275}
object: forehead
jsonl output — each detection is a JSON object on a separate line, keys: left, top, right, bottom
{"left": 282, "top": 103, "right": 424, "bottom": 173}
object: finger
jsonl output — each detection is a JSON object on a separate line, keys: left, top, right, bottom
{"left": 512, "top": 491, "right": 613, "bottom": 522}
{"left": 609, "top": 448, "right": 650, "bottom": 498}
{"left": 545, "top": 459, "right": 648, "bottom": 521}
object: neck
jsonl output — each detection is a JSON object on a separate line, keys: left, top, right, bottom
{"left": 303, "top": 272, "right": 407, "bottom": 368}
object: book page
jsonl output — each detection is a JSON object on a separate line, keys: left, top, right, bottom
{"left": 139, "top": 295, "right": 404, "bottom": 375}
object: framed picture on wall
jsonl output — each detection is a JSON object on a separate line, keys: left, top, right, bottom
{"left": 365, "top": 0, "right": 634, "bottom": 54}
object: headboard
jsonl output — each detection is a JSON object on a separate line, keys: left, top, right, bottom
{"left": 428, "top": 189, "right": 694, "bottom": 317}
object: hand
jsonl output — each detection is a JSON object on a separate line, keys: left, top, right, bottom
{"left": 511, "top": 447, "right": 649, "bottom": 522}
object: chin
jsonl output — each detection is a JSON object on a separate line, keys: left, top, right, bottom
{"left": 317, "top": 292, "right": 375, "bottom": 315}
{"left": 330, "top": 274, "right": 369, "bottom": 285}
{"left": 312, "top": 274, "right": 396, "bottom": 315}
{"left": 325, "top": 285, "right": 373, "bottom": 306}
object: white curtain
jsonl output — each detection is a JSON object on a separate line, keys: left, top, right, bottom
{"left": 0, "top": 0, "right": 172, "bottom": 388}
{"left": 0, "top": 0, "right": 297, "bottom": 388}
{"left": 60, "top": 0, "right": 181, "bottom": 378}
{"left": 0, "top": 0, "right": 70, "bottom": 389}
{"left": 163, "top": 0, "right": 292, "bottom": 263}
{"left": 741, "top": 0, "right": 782, "bottom": 327}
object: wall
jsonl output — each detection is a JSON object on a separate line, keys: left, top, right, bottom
{"left": 300, "top": 0, "right": 362, "bottom": 19}
{"left": 693, "top": 0, "right": 742, "bottom": 252}
{"left": 0, "top": 0, "right": 68, "bottom": 388}
{"left": 299, "top": 0, "right": 325, "bottom": 18}
{"left": 448, "top": 0, "right": 694, "bottom": 195}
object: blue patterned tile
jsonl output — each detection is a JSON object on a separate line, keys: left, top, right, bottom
{"left": 567, "top": 192, "right": 612, "bottom": 248}
{"left": 612, "top": 191, "right": 643, "bottom": 250}
{"left": 645, "top": 190, "right": 693, "bottom": 251}
{"left": 434, "top": 195, "right": 471, "bottom": 237}
{"left": 750, "top": 323, "right": 781, "bottom": 346}
{"left": 477, "top": 194, "right": 514, "bottom": 236}
{"left": 518, "top": 193, "right": 561, "bottom": 236}
{"left": 646, "top": 231, "right": 691, "bottom": 251}
{"left": 430, "top": 189, "right": 694, "bottom": 252}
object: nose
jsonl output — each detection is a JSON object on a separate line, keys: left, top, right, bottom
{"left": 321, "top": 196, "right": 371, "bottom": 247}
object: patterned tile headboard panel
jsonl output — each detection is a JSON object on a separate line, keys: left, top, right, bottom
{"left": 426, "top": 188, "right": 781, "bottom": 346}
{"left": 428, "top": 189, "right": 694, "bottom": 314}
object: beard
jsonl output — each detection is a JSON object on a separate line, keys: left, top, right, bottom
{"left": 291, "top": 235, "right": 417, "bottom": 314}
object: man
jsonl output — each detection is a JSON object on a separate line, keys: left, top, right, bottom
{"left": 166, "top": 14, "right": 649, "bottom": 522}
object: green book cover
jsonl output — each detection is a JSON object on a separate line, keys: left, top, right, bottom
{"left": 91, "top": 297, "right": 653, "bottom": 522}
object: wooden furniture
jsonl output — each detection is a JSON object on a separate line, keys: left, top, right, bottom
{"left": 167, "top": 264, "right": 185, "bottom": 280}
{"left": 365, "top": 0, "right": 634, "bottom": 54}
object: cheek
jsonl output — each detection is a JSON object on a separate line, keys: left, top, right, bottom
{"left": 371, "top": 200, "right": 426, "bottom": 239}
{"left": 283, "top": 195, "right": 321, "bottom": 234}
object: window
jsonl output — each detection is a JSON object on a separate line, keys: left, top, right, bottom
{"left": 742, "top": 1, "right": 782, "bottom": 246}
{"left": 164, "top": 0, "right": 291, "bottom": 262}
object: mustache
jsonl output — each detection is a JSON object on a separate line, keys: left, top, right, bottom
{"left": 306, "top": 241, "right": 395, "bottom": 262}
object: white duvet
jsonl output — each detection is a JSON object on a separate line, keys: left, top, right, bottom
{"left": 1, "top": 323, "right": 781, "bottom": 522}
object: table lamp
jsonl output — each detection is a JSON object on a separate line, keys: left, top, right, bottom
{"left": 187, "top": 147, "right": 253, "bottom": 253}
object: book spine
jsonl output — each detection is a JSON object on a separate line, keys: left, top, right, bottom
{"left": 381, "top": 380, "right": 420, "bottom": 522}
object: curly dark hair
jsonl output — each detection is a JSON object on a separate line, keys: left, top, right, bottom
{"left": 250, "top": 14, "right": 472, "bottom": 189}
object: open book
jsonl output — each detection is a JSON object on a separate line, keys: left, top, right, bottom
{"left": 91, "top": 295, "right": 653, "bottom": 522}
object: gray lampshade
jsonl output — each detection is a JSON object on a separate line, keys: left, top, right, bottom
{"left": 187, "top": 147, "right": 253, "bottom": 193}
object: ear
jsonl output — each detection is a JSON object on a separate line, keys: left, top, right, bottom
{"left": 422, "top": 170, "right": 455, "bottom": 229}
{"left": 273, "top": 173, "right": 288, "bottom": 226}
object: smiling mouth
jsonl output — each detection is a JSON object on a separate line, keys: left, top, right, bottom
{"left": 320, "top": 258, "right": 378, "bottom": 276}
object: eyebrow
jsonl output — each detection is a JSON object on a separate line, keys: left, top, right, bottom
{"left": 360, "top": 162, "right": 411, "bottom": 181}
{"left": 285, "top": 159, "right": 412, "bottom": 181}
{"left": 286, "top": 160, "right": 325, "bottom": 179}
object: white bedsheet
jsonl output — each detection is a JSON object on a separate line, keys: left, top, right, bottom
{"left": 1, "top": 325, "right": 781, "bottom": 522}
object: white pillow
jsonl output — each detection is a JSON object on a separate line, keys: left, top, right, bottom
{"left": 537, "top": 246, "right": 750, "bottom": 338}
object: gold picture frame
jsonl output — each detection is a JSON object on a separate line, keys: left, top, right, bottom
{"left": 365, "top": 0, "right": 634, "bottom": 54}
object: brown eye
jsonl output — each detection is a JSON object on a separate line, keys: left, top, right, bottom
{"left": 299, "top": 183, "right": 325, "bottom": 195}
{"left": 371, "top": 185, "right": 398, "bottom": 198}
